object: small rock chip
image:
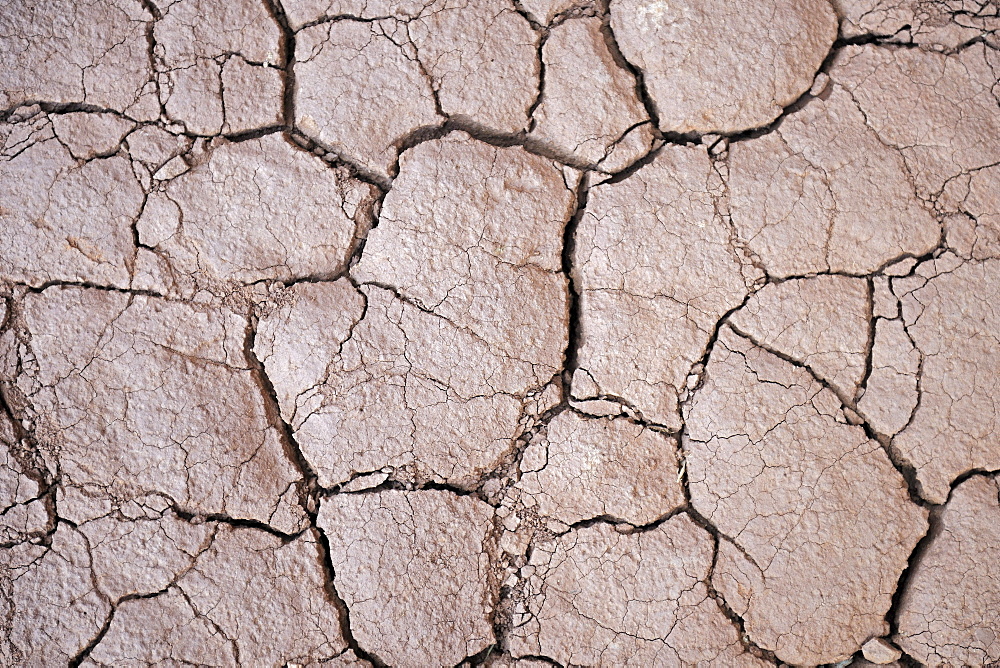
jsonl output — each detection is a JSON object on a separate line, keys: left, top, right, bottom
{"left": 610, "top": 0, "right": 837, "bottom": 133}
{"left": 810, "top": 71, "right": 831, "bottom": 97}
{"left": 861, "top": 637, "right": 903, "bottom": 664}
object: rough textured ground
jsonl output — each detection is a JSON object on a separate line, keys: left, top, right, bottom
{"left": 1, "top": 0, "right": 998, "bottom": 666}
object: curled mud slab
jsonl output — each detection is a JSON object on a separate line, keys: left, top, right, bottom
{"left": 1, "top": 0, "right": 999, "bottom": 665}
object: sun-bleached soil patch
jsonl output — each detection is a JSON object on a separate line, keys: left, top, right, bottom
{"left": 2, "top": 0, "right": 999, "bottom": 665}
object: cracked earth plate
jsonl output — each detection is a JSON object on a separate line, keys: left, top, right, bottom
{"left": 1, "top": 0, "right": 999, "bottom": 665}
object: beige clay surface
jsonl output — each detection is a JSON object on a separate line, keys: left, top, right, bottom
{"left": 1, "top": 0, "right": 998, "bottom": 665}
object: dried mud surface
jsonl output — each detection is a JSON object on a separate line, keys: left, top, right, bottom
{"left": 1, "top": 0, "right": 999, "bottom": 666}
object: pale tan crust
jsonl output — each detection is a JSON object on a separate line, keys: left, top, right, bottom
{"left": 684, "top": 327, "right": 927, "bottom": 665}
{"left": 895, "top": 475, "right": 1000, "bottom": 665}
{"left": 833, "top": 44, "right": 1000, "bottom": 201}
{"left": 353, "top": 133, "right": 572, "bottom": 371}
{"left": 1, "top": 110, "right": 144, "bottom": 289}
{"left": 893, "top": 257, "right": 1000, "bottom": 503}
{"left": 531, "top": 17, "right": 653, "bottom": 171}
{"left": 575, "top": 144, "right": 754, "bottom": 428}
{"left": 833, "top": 0, "right": 1000, "bottom": 48}
{"left": 137, "top": 133, "right": 374, "bottom": 296}
{"left": 319, "top": 490, "right": 497, "bottom": 667}
{"left": 11, "top": 287, "right": 307, "bottom": 533}
{"left": 0, "top": 0, "right": 159, "bottom": 119}
{"left": 2, "top": 0, "right": 999, "bottom": 664}
{"left": 508, "top": 516, "right": 768, "bottom": 666}
{"left": 293, "top": 1, "right": 538, "bottom": 177}
{"left": 514, "top": 411, "right": 685, "bottom": 525}
{"left": 256, "top": 279, "right": 550, "bottom": 488}
{"left": 1, "top": 526, "right": 111, "bottom": 665}
{"left": 152, "top": 0, "right": 282, "bottom": 135}
{"left": 729, "top": 275, "right": 870, "bottom": 397}
{"left": 728, "top": 84, "right": 939, "bottom": 277}
{"left": 610, "top": 0, "right": 838, "bottom": 133}
{"left": 294, "top": 19, "right": 442, "bottom": 178}
{"left": 0, "top": 412, "right": 48, "bottom": 544}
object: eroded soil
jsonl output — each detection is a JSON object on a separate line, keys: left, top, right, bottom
{"left": 2, "top": 0, "right": 999, "bottom": 665}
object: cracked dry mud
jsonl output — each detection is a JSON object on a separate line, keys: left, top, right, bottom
{"left": 1, "top": 0, "right": 998, "bottom": 666}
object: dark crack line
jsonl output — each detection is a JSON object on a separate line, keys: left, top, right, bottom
{"left": 668, "top": 290, "right": 782, "bottom": 664}
{"left": 857, "top": 277, "right": 879, "bottom": 401}
{"left": 243, "top": 309, "right": 389, "bottom": 665}
{"left": 311, "top": 524, "right": 391, "bottom": 667}
{"left": 597, "top": 0, "right": 663, "bottom": 139}
{"left": 877, "top": 469, "right": 1000, "bottom": 666}
{"left": 561, "top": 171, "right": 589, "bottom": 401}
{"left": 726, "top": 321, "right": 930, "bottom": 507}
{"left": 262, "top": 0, "right": 297, "bottom": 127}
{"left": 67, "top": 607, "right": 116, "bottom": 668}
